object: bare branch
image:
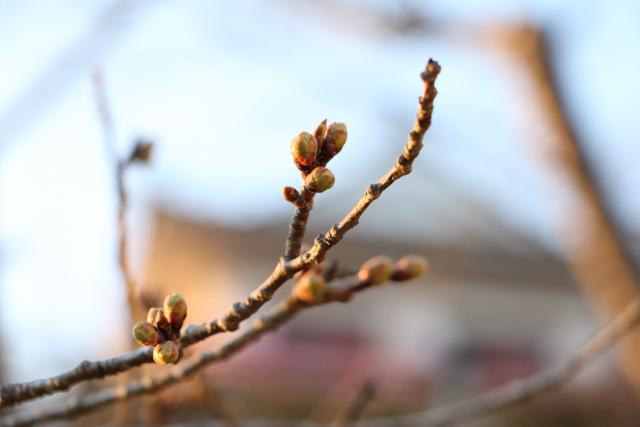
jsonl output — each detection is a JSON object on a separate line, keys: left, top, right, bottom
{"left": 10, "top": 286, "right": 637, "bottom": 427}
{"left": 497, "top": 25, "right": 640, "bottom": 394}
{"left": 284, "top": 187, "right": 315, "bottom": 260}
{"left": 1, "top": 277, "right": 385, "bottom": 426}
{"left": 334, "top": 381, "right": 376, "bottom": 427}
{"left": 92, "top": 69, "right": 143, "bottom": 321}
{"left": 0, "top": 60, "right": 441, "bottom": 408}
{"left": 411, "top": 297, "right": 640, "bottom": 426}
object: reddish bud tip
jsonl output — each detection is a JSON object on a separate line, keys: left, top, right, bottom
{"left": 290, "top": 132, "right": 318, "bottom": 171}
{"left": 153, "top": 341, "right": 180, "bottom": 365}
{"left": 282, "top": 186, "right": 300, "bottom": 203}
{"left": 304, "top": 166, "right": 335, "bottom": 193}
{"left": 132, "top": 321, "right": 160, "bottom": 346}
{"left": 293, "top": 273, "right": 327, "bottom": 304}
{"left": 314, "top": 119, "right": 328, "bottom": 148}
{"left": 357, "top": 256, "right": 393, "bottom": 285}
{"left": 147, "top": 307, "right": 171, "bottom": 335}
{"left": 392, "top": 255, "right": 429, "bottom": 281}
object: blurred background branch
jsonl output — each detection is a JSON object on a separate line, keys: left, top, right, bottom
{"left": 333, "top": 381, "right": 376, "bottom": 427}
{"left": 494, "top": 24, "right": 640, "bottom": 397}
{"left": 415, "top": 296, "right": 640, "bottom": 426}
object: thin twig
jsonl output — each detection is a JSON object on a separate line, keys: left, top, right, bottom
{"left": 116, "top": 159, "right": 141, "bottom": 317}
{"left": 1, "top": 278, "right": 381, "bottom": 426}
{"left": 407, "top": 297, "right": 640, "bottom": 426}
{"left": 0, "top": 59, "right": 440, "bottom": 408}
{"left": 284, "top": 187, "right": 315, "bottom": 260}
{"left": 334, "top": 381, "right": 376, "bottom": 427}
{"left": 92, "top": 69, "right": 142, "bottom": 321}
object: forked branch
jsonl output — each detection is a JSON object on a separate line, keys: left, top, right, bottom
{"left": 2, "top": 273, "right": 414, "bottom": 427}
{"left": 0, "top": 60, "right": 441, "bottom": 408}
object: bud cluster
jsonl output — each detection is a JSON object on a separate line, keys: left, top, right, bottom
{"left": 132, "top": 293, "right": 188, "bottom": 365}
{"left": 287, "top": 119, "right": 348, "bottom": 195}
{"left": 357, "top": 255, "right": 429, "bottom": 285}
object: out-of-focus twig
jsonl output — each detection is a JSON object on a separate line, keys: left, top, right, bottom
{"left": 0, "top": 0, "right": 148, "bottom": 157}
{"left": 195, "top": 374, "right": 240, "bottom": 427}
{"left": 409, "top": 297, "right": 640, "bottom": 426}
{"left": 92, "top": 68, "right": 154, "bottom": 427}
{"left": 92, "top": 70, "right": 145, "bottom": 323}
{"left": 0, "top": 60, "right": 441, "bottom": 408}
{"left": 334, "top": 381, "right": 376, "bottom": 427}
{"left": 494, "top": 25, "right": 640, "bottom": 396}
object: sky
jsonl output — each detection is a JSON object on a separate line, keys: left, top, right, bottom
{"left": 0, "top": 0, "right": 639, "bottom": 382}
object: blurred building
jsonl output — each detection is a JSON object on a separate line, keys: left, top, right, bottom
{"left": 138, "top": 202, "right": 622, "bottom": 418}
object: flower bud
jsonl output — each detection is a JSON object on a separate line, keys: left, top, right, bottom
{"left": 132, "top": 321, "right": 159, "bottom": 346}
{"left": 392, "top": 255, "right": 429, "bottom": 281}
{"left": 293, "top": 273, "right": 327, "bottom": 304}
{"left": 357, "top": 256, "right": 393, "bottom": 285}
{"left": 128, "top": 139, "right": 154, "bottom": 163}
{"left": 304, "top": 167, "right": 335, "bottom": 193}
{"left": 314, "top": 119, "right": 328, "bottom": 148}
{"left": 153, "top": 341, "right": 180, "bottom": 365}
{"left": 147, "top": 307, "right": 171, "bottom": 335}
{"left": 164, "top": 293, "right": 187, "bottom": 331}
{"left": 322, "top": 122, "right": 347, "bottom": 158}
{"left": 290, "top": 132, "right": 318, "bottom": 171}
{"left": 282, "top": 186, "right": 300, "bottom": 203}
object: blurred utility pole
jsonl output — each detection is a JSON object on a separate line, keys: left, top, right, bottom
{"left": 498, "top": 25, "right": 640, "bottom": 397}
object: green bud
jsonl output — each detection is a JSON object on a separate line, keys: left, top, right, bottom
{"left": 153, "top": 341, "right": 180, "bottom": 365}
{"left": 132, "top": 321, "right": 159, "bottom": 347}
{"left": 392, "top": 255, "right": 429, "bottom": 281}
{"left": 323, "top": 122, "right": 347, "bottom": 157}
{"left": 304, "top": 167, "right": 335, "bottom": 193}
{"left": 164, "top": 293, "right": 187, "bottom": 331}
{"left": 147, "top": 307, "right": 171, "bottom": 335}
{"left": 290, "top": 131, "right": 318, "bottom": 171}
{"left": 357, "top": 256, "right": 393, "bottom": 285}
{"left": 293, "top": 273, "right": 327, "bottom": 304}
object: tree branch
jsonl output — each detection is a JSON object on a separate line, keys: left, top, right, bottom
{"left": 497, "top": 25, "right": 640, "bottom": 395}
{"left": 334, "top": 381, "right": 376, "bottom": 427}
{"left": 0, "top": 60, "right": 441, "bottom": 408}
{"left": 92, "top": 70, "right": 143, "bottom": 321}
{"left": 412, "top": 297, "right": 640, "bottom": 426}
{"left": 10, "top": 283, "right": 635, "bottom": 427}
{"left": 284, "top": 187, "right": 315, "bottom": 260}
{"left": 1, "top": 277, "right": 386, "bottom": 427}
